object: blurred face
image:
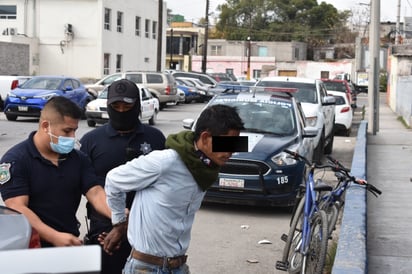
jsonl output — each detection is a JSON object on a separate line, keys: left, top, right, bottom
{"left": 199, "top": 129, "right": 240, "bottom": 166}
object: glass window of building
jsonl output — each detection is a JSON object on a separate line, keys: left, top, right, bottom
{"left": 135, "top": 16, "right": 141, "bottom": 36}
{"left": 117, "top": 11, "right": 123, "bottom": 32}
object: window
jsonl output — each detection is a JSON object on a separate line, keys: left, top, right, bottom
{"left": 146, "top": 74, "right": 163, "bottom": 84}
{"left": 117, "top": 11, "right": 123, "bottom": 32}
{"left": 116, "top": 54, "right": 122, "bottom": 72}
{"left": 104, "top": 8, "right": 111, "bottom": 30}
{"left": 135, "top": 16, "right": 141, "bottom": 36}
{"left": 226, "top": 69, "right": 234, "bottom": 75}
{"left": 258, "top": 46, "right": 267, "bottom": 57}
{"left": 103, "top": 53, "right": 110, "bottom": 75}
{"left": 294, "top": 48, "right": 300, "bottom": 59}
{"left": 211, "top": 45, "right": 222, "bottom": 56}
{"left": 253, "top": 70, "right": 261, "bottom": 79}
{"left": 152, "top": 21, "right": 157, "bottom": 39}
{"left": 0, "top": 5, "right": 16, "bottom": 19}
{"left": 145, "top": 19, "right": 150, "bottom": 38}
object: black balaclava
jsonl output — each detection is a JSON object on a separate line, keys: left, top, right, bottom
{"left": 107, "top": 103, "right": 141, "bottom": 131}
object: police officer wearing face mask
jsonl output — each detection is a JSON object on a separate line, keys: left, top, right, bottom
{"left": 0, "top": 96, "right": 112, "bottom": 248}
{"left": 80, "top": 79, "right": 166, "bottom": 274}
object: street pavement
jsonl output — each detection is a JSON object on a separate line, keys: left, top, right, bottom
{"left": 367, "top": 93, "right": 412, "bottom": 274}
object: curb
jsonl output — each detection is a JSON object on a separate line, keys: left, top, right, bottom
{"left": 332, "top": 120, "right": 368, "bottom": 274}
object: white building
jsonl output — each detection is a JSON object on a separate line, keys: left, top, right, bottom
{"left": 0, "top": 0, "right": 166, "bottom": 80}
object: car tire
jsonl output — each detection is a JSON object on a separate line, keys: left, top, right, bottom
{"left": 324, "top": 133, "right": 334, "bottom": 155}
{"left": 87, "top": 119, "right": 96, "bottom": 127}
{"left": 5, "top": 114, "right": 17, "bottom": 121}
{"left": 149, "top": 110, "right": 158, "bottom": 125}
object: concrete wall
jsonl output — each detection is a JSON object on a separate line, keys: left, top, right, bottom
{"left": 332, "top": 121, "right": 368, "bottom": 274}
{"left": 0, "top": 41, "right": 30, "bottom": 75}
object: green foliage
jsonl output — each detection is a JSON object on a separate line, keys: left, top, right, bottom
{"left": 214, "top": 0, "right": 354, "bottom": 54}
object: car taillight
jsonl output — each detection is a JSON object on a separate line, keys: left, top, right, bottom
{"left": 29, "top": 228, "right": 41, "bottom": 248}
{"left": 165, "top": 85, "right": 171, "bottom": 95}
{"left": 11, "top": 80, "right": 19, "bottom": 90}
{"left": 340, "top": 106, "right": 351, "bottom": 113}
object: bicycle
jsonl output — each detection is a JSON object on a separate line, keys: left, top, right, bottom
{"left": 317, "top": 155, "right": 382, "bottom": 236}
{"left": 276, "top": 149, "right": 333, "bottom": 274}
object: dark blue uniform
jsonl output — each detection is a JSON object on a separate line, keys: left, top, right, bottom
{"left": 80, "top": 122, "right": 165, "bottom": 274}
{"left": 0, "top": 131, "right": 100, "bottom": 246}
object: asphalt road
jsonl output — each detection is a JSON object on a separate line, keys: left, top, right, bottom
{"left": 0, "top": 93, "right": 366, "bottom": 273}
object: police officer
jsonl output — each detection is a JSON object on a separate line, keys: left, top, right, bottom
{"left": 80, "top": 79, "right": 166, "bottom": 274}
{"left": 0, "top": 96, "right": 111, "bottom": 247}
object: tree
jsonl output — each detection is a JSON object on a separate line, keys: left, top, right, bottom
{"left": 213, "top": 0, "right": 355, "bottom": 58}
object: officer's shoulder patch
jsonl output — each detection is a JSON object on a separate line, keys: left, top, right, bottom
{"left": 0, "top": 163, "right": 11, "bottom": 185}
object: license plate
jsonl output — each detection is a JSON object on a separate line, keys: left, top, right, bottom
{"left": 18, "top": 106, "right": 28, "bottom": 111}
{"left": 102, "top": 113, "right": 109, "bottom": 119}
{"left": 219, "top": 178, "right": 244, "bottom": 188}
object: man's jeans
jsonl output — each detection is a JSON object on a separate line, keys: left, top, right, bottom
{"left": 122, "top": 256, "right": 190, "bottom": 274}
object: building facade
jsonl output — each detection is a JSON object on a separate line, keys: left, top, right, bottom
{"left": 0, "top": 0, "right": 166, "bottom": 80}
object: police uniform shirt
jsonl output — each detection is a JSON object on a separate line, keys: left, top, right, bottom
{"left": 0, "top": 131, "right": 100, "bottom": 238}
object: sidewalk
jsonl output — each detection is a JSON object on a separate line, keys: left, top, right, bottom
{"left": 367, "top": 94, "right": 412, "bottom": 273}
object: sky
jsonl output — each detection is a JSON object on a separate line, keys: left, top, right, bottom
{"left": 166, "top": 0, "right": 408, "bottom": 23}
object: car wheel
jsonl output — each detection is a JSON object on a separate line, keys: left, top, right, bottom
{"left": 87, "top": 119, "right": 96, "bottom": 127}
{"left": 324, "top": 133, "right": 334, "bottom": 155}
{"left": 313, "top": 133, "right": 324, "bottom": 164}
{"left": 5, "top": 114, "right": 17, "bottom": 121}
{"left": 149, "top": 110, "right": 158, "bottom": 125}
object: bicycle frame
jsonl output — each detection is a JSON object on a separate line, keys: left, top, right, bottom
{"left": 301, "top": 168, "right": 319, "bottom": 256}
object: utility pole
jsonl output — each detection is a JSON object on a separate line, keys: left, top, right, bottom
{"left": 169, "top": 28, "right": 173, "bottom": 69}
{"left": 395, "top": 0, "right": 401, "bottom": 45}
{"left": 156, "top": 0, "right": 163, "bottom": 71}
{"left": 368, "top": 0, "right": 380, "bottom": 134}
{"left": 246, "top": 36, "right": 251, "bottom": 80}
{"left": 201, "top": 0, "right": 209, "bottom": 73}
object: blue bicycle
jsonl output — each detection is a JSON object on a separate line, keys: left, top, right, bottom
{"left": 317, "top": 155, "right": 382, "bottom": 236}
{"left": 276, "top": 150, "right": 333, "bottom": 274}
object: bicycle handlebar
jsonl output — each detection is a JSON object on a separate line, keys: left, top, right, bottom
{"left": 284, "top": 149, "right": 382, "bottom": 197}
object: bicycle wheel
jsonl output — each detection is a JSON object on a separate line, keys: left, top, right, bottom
{"left": 319, "top": 200, "right": 340, "bottom": 236}
{"left": 282, "top": 196, "right": 305, "bottom": 273}
{"left": 303, "top": 210, "right": 329, "bottom": 274}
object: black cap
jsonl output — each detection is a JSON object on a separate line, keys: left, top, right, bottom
{"left": 107, "top": 79, "right": 139, "bottom": 105}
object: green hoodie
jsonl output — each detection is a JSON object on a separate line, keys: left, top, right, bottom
{"left": 165, "top": 130, "right": 220, "bottom": 191}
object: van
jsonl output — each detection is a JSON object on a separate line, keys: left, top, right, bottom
{"left": 0, "top": 75, "right": 31, "bottom": 110}
{"left": 85, "top": 71, "right": 178, "bottom": 109}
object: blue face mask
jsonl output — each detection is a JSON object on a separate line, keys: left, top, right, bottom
{"left": 48, "top": 128, "right": 76, "bottom": 154}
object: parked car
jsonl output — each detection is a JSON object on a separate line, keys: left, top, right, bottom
{"left": 256, "top": 77, "right": 336, "bottom": 163}
{"left": 175, "top": 77, "right": 211, "bottom": 102}
{"left": 0, "top": 205, "right": 40, "bottom": 250}
{"left": 85, "top": 84, "right": 159, "bottom": 127}
{"left": 84, "top": 71, "right": 178, "bottom": 110}
{"left": 0, "top": 75, "right": 32, "bottom": 110}
{"left": 175, "top": 78, "right": 201, "bottom": 103}
{"left": 171, "top": 71, "right": 217, "bottom": 87}
{"left": 4, "top": 76, "right": 92, "bottom": 121}
{"left": 322, "top": 78, "right": 357, "bottom": 109}
{"left": 183, "top": 87, "right": 318, "bottom": 207}
{"left": 208, "top": 72, "right": 237, "bottom": 82}
{"left": 328, "top": 90, "right": 353, "bottom": 136}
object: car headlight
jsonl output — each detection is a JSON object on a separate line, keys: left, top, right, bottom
{"left": 86, "top": 104, "right": 99, "bottom": 111}
{"left": 33, "top": 93, "right": 57, "bottom": 100}
{"left": 7, "top": 92, "right": 16, "bottom": 97}
{"left": 271, "top": 151, "right": 298, "bottom": 166}
{"left": 305, "top": 116, "right": 318, "bottom": 127}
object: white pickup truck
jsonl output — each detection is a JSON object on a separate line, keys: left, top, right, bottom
{"left": 256, "top": 77, "right": 336, "bottom": 163}
{"left": 0, "top": 75, "right": 31, "bottom": 109}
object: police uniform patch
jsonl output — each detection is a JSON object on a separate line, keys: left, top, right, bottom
{"left": 0, "top": 163, "right": 11, "bottom": 184}
{"left": 140, "top": 142, "right": 152, "bottom": 155}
